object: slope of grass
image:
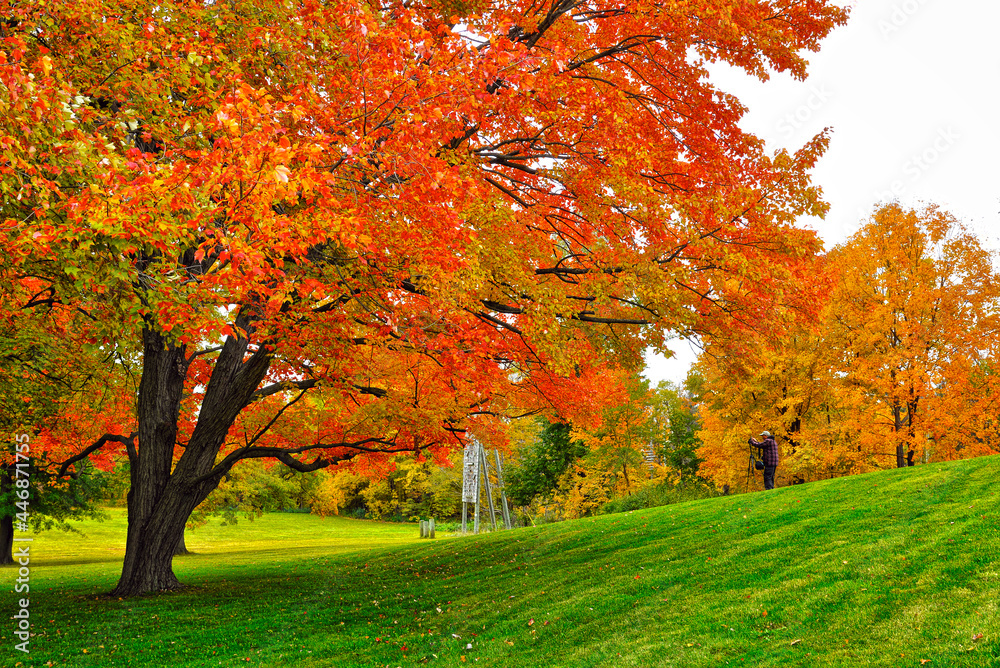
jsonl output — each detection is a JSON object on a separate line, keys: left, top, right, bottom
{"left": 6, "top": 455, "right": 1000, "bottom": 668}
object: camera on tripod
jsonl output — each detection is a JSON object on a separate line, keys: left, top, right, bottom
{"left": 746, "top": 437, "right": 764, "bottom": 490}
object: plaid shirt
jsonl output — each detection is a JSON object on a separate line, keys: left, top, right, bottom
{"left": 750, "top": 436, "right": 779, "bottom": 466}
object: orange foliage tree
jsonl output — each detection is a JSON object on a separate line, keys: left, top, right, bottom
{"left": 2, "top": 0, "right": 848, "bottom": 594}
{"left": 696, "top": 204, "right": 1000, "bottom": 490}
{"left": 825, "top": 204, "right": 1000, "bottom": 467}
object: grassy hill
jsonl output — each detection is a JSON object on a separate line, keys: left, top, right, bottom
{"left": 8, "top": 455, "right": 1000, "bottom": 667}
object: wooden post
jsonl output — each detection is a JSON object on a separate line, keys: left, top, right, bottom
{"left": 419, "top": 520, "right": 427, "bottom": 538}
{"left": 494, "top": 449, "right": 512, "bottom": 530}
{"left": 429, "top": 518, "right": 435, "bottom": 539}
{"left": 461, "top": 502, "right": 468, "bottom": 535}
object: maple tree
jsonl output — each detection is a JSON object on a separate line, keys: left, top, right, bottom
{"left": 696, "top": 204, "right": 1000, "bottom": 490}
{"left": 2, "top": 0, "right": 848, "bottom": 594}
{"left": 824, "top": 203, "right": 1000, "bottom": 467}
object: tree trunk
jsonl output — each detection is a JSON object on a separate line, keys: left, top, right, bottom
{"left": 893, "top": 402, "right": 906, "bottom": 468}
{"left": 907, "top": 396, "right": 919, "bottom": 466}
{"left": 112, "top": 327, "right": 189, "bottom": 596}
{"left": 174, "top": 529, "right": 189, "bottom": 556}
{"left": 0, "top": 467, "right": 11, "bottom": 565}
{"left": 0, "top": 514, "right": 13, "bottom": 566}
{"left": 113, "top": 315, "right": 273, "bottom": 596}
{"left": 112, "top": 486, "right": 196, "bottom": 595}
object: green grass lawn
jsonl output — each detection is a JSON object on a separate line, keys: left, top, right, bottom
{"left": 6, "top": 455, "right": 1000, "bottom": 667}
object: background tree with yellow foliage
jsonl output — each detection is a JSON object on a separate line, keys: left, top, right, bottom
{"left": 696, "top": 203, "right": 1000, "bottom": 490}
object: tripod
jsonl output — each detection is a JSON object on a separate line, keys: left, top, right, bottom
{"left": 745, "top": 443, "right": 761, "bottom": 492}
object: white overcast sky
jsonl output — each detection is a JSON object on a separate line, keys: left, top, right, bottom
{"left": 645, "top": 0, "right": 1000, "bottom": 387}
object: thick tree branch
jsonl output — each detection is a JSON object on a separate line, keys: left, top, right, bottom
{"left": 572, "top": 311, "right": 648, "bottom": 325}
{"left": 57, "top": 432, "right": 137, "bottom": 478}
{"left": 251, "top": 378, "right": 321, "bottom": 401}
{"left": 194, "top": 437, "right": 414, "bottom": 484}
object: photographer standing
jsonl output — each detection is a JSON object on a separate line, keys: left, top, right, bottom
{"left": 749, "top": 431, "right": 779, "bottom": 490}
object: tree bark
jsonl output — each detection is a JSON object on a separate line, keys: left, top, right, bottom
{"left": 112, "top": 326, "right": 189, "bottom": 595}
{"left": 173, "top": 530, "right": 190, "bottom": 556}
{"left": 893, "top": 402, "right": 906, "bottom": 468}
{"left": 112, "top": 316, "right": 274, "bottom": 596}
{"left": 0, "top": 514, "right": 13, "bottom": 566}
{"left": 0, "top": 467, "right": 11, "bottom": 565}
{"left": 113, "top": 484, "right": 200, "bottom": 595}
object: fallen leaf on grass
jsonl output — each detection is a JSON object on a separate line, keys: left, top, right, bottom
{"left": 790, "top": 640, "right": 802, "bottom": 646}
{"left": 972, "top": 633, "right": 984, "bottom": 641}
{"left": 527, "top": 619, "right": 534, "bottom": 627}
{"left": 920, "top": 661, "right": 931, "bottom": 665}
